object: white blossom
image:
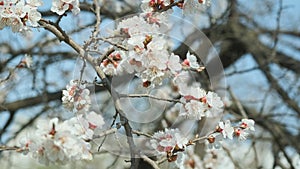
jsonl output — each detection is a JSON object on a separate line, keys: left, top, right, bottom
{"left": 51, "top": 0, "right": 69, "bottom": 15}
{"left": 177, "top": 86, "right": 224, "bottom": 120}
{"left": 20, "top": 113, "right": 104, "bottom": 165}
{"left": 182, "top": 0, "right": 211, "bottom": 15}
{"left": 233, "top": 119, "right": 255, "bottom": 141}
{"left": 0, "top": 0, "right": 42, "bottom": 32}
{"left": 61, "top": 80, "right": 91, "bottom": 113}
{"left": 181, "top": 85, "right": 206, "bottom": 99}
{"left": 147, "top": 50, "right": 168, "bottom": 71}
{"left": 218, "top": 120, "right": 234, "bottom": 139}
{"left": 181, "top": 100, "right": 207, "bottom": 119}
{"left": 150, "top": 128, "right": 188, "bottom": 155}
{"left": 43, "top": 139, "right": 67, "bottom": 164}
{"left": 86, "top": 111, "right": 105, "bottom": 130}
{"left": 100, "top": 51, "right": 129, "bottom": 76}
{"left": 141, "top": 0, "right": 172, "bottom": 12}
{"left": 27, "top": 0, "right": 43, "bottom": 7}
{"left": 25, "top": 8, "right": 41, "bottom": 27}
{"left": 182, "top": 51, "right": 200, "bottom": 69}
{"left": 206, "top": 92, "right": 223, "bottom": 109}
{"left": 173, "top": 71, "right": 191, "bottom": 90}
{"left": 235, "top": 128, "right": 249, "bottom": 141}
{"left": 205, "top": 91, "right": 224, "bottom": 116}
{"left": 167, "top": 53, "right": 182, "bottom": 74}
{"left": 62, "top": 115, "right": 94, "bottom": 140}
{"left": 141, "top": 11, "right": 170, "bottom": 29}
{"left": 240, "top": 119, "right": 255, "bottom": 131}
{"left": 140, "top": 66, "right": 166, "bottom": 86}
{"left": 117, "top": 15, "right": 159, "bottom": 37}
{"left": 127, "top": 34, "right": 146, "bottom": 48}
{"left": 36, "top": 118, "right": 59, "bottom": 136}
{"left": 51, "top": 0, "right": 80, "bottom": 15}
{"left": 101, "top": 63, "right": 117, "bottom": 76}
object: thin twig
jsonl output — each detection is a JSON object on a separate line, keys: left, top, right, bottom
{"left": 97, "top": 47, "right": 115, "bottom": 65}
{"left": 141, "top": 154, "right": 161, "bottom": 169}
{"left": 93, "top": 128, "right": 118, "bottom": 139}
{"left": 228, "top": 88, "right": 248, "bottom": 119}
{"left": 97, "top": 37, "right": 128, "bottom": 51}
{"left": 132, "top": 130, "right": 154, "bottom": 138}
{"left": 157, "top": 157, "right": 167, "bottom": 165}
{"left": 225, "top": 66, "right": 259, "bottom": 76}
{"left": 119, "top": 93, "right": 182, "bottom": 104}
{"left": 0, "top": 68, "right": 15, "bottom": 84}
{"left": 191, "top": 134, "right": 209, "bottom": 143}
{"left": 156, "top": 0, "right": 184, "bottom": 12}
{"left": 0, "top": 145, "right": 22, "bottom": 152}
{"left": 270, "top": 0, "right": 283, "bottom": 61}
{"left": 222, "top": 145, "right": 242, "bottom": 169}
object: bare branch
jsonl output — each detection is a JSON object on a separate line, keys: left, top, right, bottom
{"left": 140, "top": 154, "right": 161, "bottom": 169}
{"left": 228, "top": 88, "right": 248, "bottom": 119}
{"left": 119, "top": 93, "right": 182, "bottom": 103}
{"left": 38, "top": 18, "right": 140, "bottom": 169}
{"left": 92, "top": 128, "right": 118, "bottom": 139}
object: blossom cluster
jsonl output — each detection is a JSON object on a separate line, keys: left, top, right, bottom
{"left": 0, "top": 0, "right": 42, "bottom": 32}
{"left": 100, "top": 14, "right": 184, "bottom": 87}
{"left": 100, "top": 13, "right": 208, "bottom": 89}
{"left": 141, "top": 0, "right": 211, "bottom": 14}
{"left": 99, "top": 12, "right": 225, "bottom": 120}
{"left": 20, "top": 80, "right": 105, "bottom": 165}
{"left": 100, "top": 51, "right": 126, "bottom": 76}
{"left": 207, "top": 119, "right": 255, "bottom": 149}
{"left": 150, "top": 119, "right": 255, "bottom": 166}
{"left": 176, "top": 84, "right": 224, "bottom": 120}
{"left": 51, "top": 0, "right": 80, "bottom": 15}
{"left": 150, "top": 128, "right": 188, "bottom": 162}
{"left": 20, "top": 112, "right": 105, "bottom": 165}
{"left": 0, "top": 0, "right": 81, "bottom": 33}
{"left": 62, "top": 80, "right": 91, "bottom": 113}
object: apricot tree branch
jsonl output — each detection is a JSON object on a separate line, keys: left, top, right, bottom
{"left": 119, "top": 93, "right": 182, "bottom": 103}
{"left": 38, "top": 18, "right": 140, "bottom": 169}
{"left": 140, "top": 154, "right": 161, "bottom": 169}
